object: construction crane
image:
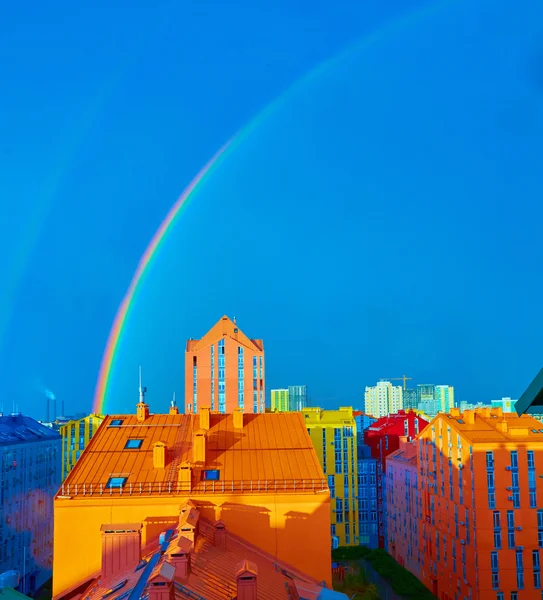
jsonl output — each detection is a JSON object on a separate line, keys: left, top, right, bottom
{"left": 380, "top": 375, "right": 412, "bottom": 390}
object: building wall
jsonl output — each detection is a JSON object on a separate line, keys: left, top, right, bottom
{"left": 357, "top": 451, "right": 379, "bottom": 549}
{"left": 354, "top": 413, "right": 377, "bottom": 435}
{"left": 416, "top": 410, "right": 543, "bottom": 600}
{"left": 53, "top": 491, "right": 331, "bottom": 596}
{"left": 364, "top": 382, "right": 403, "bottom": 418}
{"left": 185, "top": 319, "right": 265, "bottom": 414}
{"left": 386, "top": 441, "right": 420, "bottom": 577}
{"left": 0, "top": 437, "right": 61, "bottom": 595}
{"left": 304, "top": 408, "right": 358, "bottom": 547}
{"left": 288, "top": 386, "right": 307, "bottom": 411}
{"left": 59, "top": 414, "right": 104, "bottom": 480}
{"left": 271, "top": 389, "right": 289, "bottom": 412}
{"left": 434, "top": 386, "right": 455, "bottom": 413}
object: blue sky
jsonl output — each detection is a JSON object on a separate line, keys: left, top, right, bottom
{"left": 1, "top": 0, "right": 542, "bottom": 417}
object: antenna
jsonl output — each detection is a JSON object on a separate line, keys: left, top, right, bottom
{"left": 138, "top": 366, "right": 147, "bottom": 403}
{"left": 171, "top": 392, "right": 176, "bottom": 407}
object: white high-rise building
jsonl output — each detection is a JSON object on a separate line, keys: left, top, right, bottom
{"left": 364, "top": 381, "right": 403, "bottom": 418}
{"left": 434, "top": 385, "right": 455, "bottom": 413}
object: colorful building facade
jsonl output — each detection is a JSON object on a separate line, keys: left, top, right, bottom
{"left": 0, "top": 414, "right": 61, "bottom": 596}
{"left": 364, "top": 410, "right": 429, "bottom": 548}
{"left": 53, "top": 401, "right": 331, "bottom": 597}
{"left": 270, "top": 389, "right": 289, "bottom": 412}
{"left": 364, "top": 381, "right": 403, "bottom": 418}
{"left": 185, "top": 315, "right": 265, "bottom": 414}
{"left": 416, "top": 407, "right": 543, "bottom": 600}
{"left": 386, "top": 438, "right": 420, "bottom": 576}
{"left": 59, "top": 413, "right": 104, "bottom": 480}
{"left": 357, "top": 444, "right": 379, "bottom": 549}
{"left": 353, "top": 411, "right": 377, "bottom": 435}
{"left": 304, "top": 407, "right": 357, "bottom": 547}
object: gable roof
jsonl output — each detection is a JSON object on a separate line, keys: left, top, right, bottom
{"left": 59, "top": 411, "right": 326, "bottom": 499}
{"left": 0, "top": 414, "right": 61, "bottom": 446}
{"left": 515, "top": 366, "right": 543, "bottom": 415}
{"left": 186, "top": 315, "right": 263, "bottom": 353}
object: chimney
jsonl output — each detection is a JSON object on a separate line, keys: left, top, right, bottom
{"left": 233, "top": 407, "right": 244, "bottom": 430}
{"left": 100, "top": 524, "right": 142, "bottom": 583}
{"left": 153, "top": 442, "right": 166, "bottom": 469}
{"left": 235, "top": 560, "right": 258, "bottom": 600}
{"left": 464, "top": 411, "right": 475, "bottom": 425}
{"left": 200, "top": 406, "right": 211, "bottom": 431}
{"left": 450, "top": 408, "right": 460, "bottom": 417}
{"left": 167, "top": 537, "right": 192, "bottom": 580}
{"left": 398, "top": 436, "right": 408, "bottom": 452}
{"left": 178, "top": 504, "right": 200, "bottom": 545}
{"left": 147, "top": 562, "right": 175, "bottom": 600}
{"left": 491, "top": 407, "right": 503, "bottom": 418}
{"left": 178, "top": 462, "right": 192, "bottom": 493}
{"left": 213, "top": 520, "right": 227, "bottom": 550}
{"left": 193, "top": 429, "right": 206, "bottom": 463}
{"left": 137, "top": 402, "right": 150, "bottom": 422}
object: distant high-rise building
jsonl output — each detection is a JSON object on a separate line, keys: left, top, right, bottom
{"left": 270, "top": 389, "right": 289, "bottom": 412}
{"left": 417, "top": 384, "right": 437, "bottom": 416}
{"left": 185, "top": 315, "right": 265, "bottom": 414}
{"left": 402, "top": 388, "right": 418, "bottom": 410}
{"left": 288, "top": 385, "right": 307, "bottom": 411}
{"left": 434, "top": 385, "right": 455, "bottom": 413}
{"left": 491, "top": 396, "right": 517, "bottom": 412}
{"left": 0, "top": 414, "right": 61, "bottom": 595}
{"left": 364, "top": 381, "right": 403, "bottom": 418}
{"left": 59, "top": 414, "right": 104, "bottom": 480}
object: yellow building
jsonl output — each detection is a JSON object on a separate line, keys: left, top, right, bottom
{"left": 304, "top": 407, "right": 358, "bottom": 547}
{"left": 59, "top": 414, "right": 104, "bottom": 480}
{"left": 271, "top": 388, "right": 289, "bottom": 412}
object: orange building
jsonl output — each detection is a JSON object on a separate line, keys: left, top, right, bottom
{"left": 416, "top": 407, "right": 543, "bottom": 600}
{"left": 53, "top": 400, "right": 331, "bottom": 597}
{"left": 185, "top": 316, "right": 265, "bottom": 414}
{"left": 386, "top": 437, "right": 420, "bottom": 577}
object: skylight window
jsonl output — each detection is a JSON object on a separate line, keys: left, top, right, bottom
{"left": 457, "top": 419, "right": 464, "bottom": 424}
{"left": 540, "top": 430, "right": 543, "bottom": 434}
{"left": 109, "top": 419, "right": 124, "bottom": 427}
{"left": 106, "top": 476, "right": 128, "bottom": 489}
{"left": 202, "top": 469, "right": 220, "bottom": 481}
{"left": 124, "top": 439, "right": 143, "bottom": 449}
{"left": 532, "top": 429, "right": 539, "bottom": 433}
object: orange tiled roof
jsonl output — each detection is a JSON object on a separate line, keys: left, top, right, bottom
{"left": 59, "top": 411, "right": 325, "bottom": 498}
{"left": 436, "top": 409, "right": 543, "bottom": 444}
{"left": 75, "top": 515, "right": 325, "bottom": 600}
{"left": 186, "top": 315, "right": 263, "bottom": 353}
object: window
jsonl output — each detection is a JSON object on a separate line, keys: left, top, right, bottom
{"left": 106, "top": 477, "right": 127, "bottom": 489}
{"left": 491, "top": 551, "right": 499, "bottom": 571}
{"left": 109, "top": 419, "right": 124, "bottom": 427}
{"left": 124, "top": 439, "right": 143, "bottom": 450}
{"left": 510, "top": 451, "right": 518, "bottom": 469}
{"left": 202, "top": 470, "right": 220, "bottom": 481}
{"left": 510, "top": 593, "right": 517, "bottom": 600}
{"left": 528, "top": 450, "right": 535, "bottom": 469}
{"left": 493, "top": 511, "right": 501, "bottom": 529}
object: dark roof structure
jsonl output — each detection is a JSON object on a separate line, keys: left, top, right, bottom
{"left": 515, "top": 367, "right": 543, "bottom": 415}
{"left": 0, "top": 414, "right": 61, "bottom": 446}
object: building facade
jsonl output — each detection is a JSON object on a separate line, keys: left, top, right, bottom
{"left": 417, "top": 384, "right": 437, "bottom": 416}
{"left": 304, "top": 407, "right": 358, "bottom": 547}
{"left": 416, "top": 407, "right": 543, "bottom": 600}
{"left": 386, "top": 438, "right": 420, "bottom": 577}
{"left": 0, "top": 414, "right": 61, "bottom": 596}
{"left": 364, "top": 381, "right": 403, "bottom": 418}
{"left": 288, "top": 385, "right": 308, "bottom": 411}
{"left": 403, "top": 388, "right": 418, "bottom": 410}
{"left": 270, "top": 389, "right": 289, "bottom": 412}
{"left": 54, "top": 401, "right": 331, "bottom": 596}
{"left": 435, "top": 385, "right": 455, "bottom": 413}
{"left": 353, "top": 412, "right": 377, "bottom": 436}
{"left": 357, "top": 444, "right": 379, "bottom": 549}
{"left": 185, "top": 315, "right": 265, "bottom": 414}
{"left": 364, "top": 410, "right": 429, "bottom": 548}
{"left": 59, "top": 414, "right": 104, "bottom": 480}
{"left": 492, "top": 397, "right": 518, "bottom": 413}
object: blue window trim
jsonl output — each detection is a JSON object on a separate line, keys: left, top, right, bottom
{"left": 202, "top": 469, "right": 220, "bottom": 481}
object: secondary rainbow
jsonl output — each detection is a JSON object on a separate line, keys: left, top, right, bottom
{"left": 92, "top": 140, "right": 233, "bottom": 414}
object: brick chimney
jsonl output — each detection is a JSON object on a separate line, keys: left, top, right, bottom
{"left": 193, "top": 429, "right": 206, "bottom": 463}
{"left": 137, "top": 402, "right": 150, "bottom": 422}
{"left": 167, "top": 536, "right": 193, "bottom": 580}
{"left": 178, "top": 462, "right": 192, "bottom": 493}
{"left": 147, "top": 562, "right": 175, "bottom": 600}
{"left": 153, "top": 441, "right": 166, "bottom": 469}
{"left": 233, "top": 407, "right": 244, "bottom": 429}
{"left": 213, "top": 520, "right": 227, "bottom": 550}
{"left": 200, "top": 406, "right": 211, "bottom": 431}
{"left": 100, "top": 524, "right": 142, "bottom": 583}
{"left": 235, "top": 560, "right": 257, "bottom": 600}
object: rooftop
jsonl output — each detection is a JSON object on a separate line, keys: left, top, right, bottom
{"left": 59, "top": 409, "right": 326, "bottom": 498}
{"left": 386, "top": 440, "right": 417, "bottom": 466}
{"left": 64, "top": 508, "right": 345, "bottom": 600}
{"left": 515, "top": 366, "right": 543, "bottom": 415}
{"left": 432, "top": 408, "right": 543, "bottom": 443}
{"left": 186, "top": 315, "right": 263, "bottom": 353}
{"left": 366, "top": 410, "right": 428, "bottom": 433}
{"left": 0, "top": 414, "right": 61, "bottom": 446}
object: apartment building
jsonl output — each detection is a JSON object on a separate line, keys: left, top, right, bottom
{"left": 59, "top": 413, "right": 104, "bottom": 480}
{"left": 364, "top": 381, "right": 403, "bottom": 418}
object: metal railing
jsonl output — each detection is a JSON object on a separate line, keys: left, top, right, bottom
{"left": 174, "top": 582, "right": 207, "bottom": 600}
{"left": 58, "top": 478, "right": 328, "bottom": 497}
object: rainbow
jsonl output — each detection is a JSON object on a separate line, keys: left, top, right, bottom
{"left": 92, "top": 0, "right": 449, "bottom": 415}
